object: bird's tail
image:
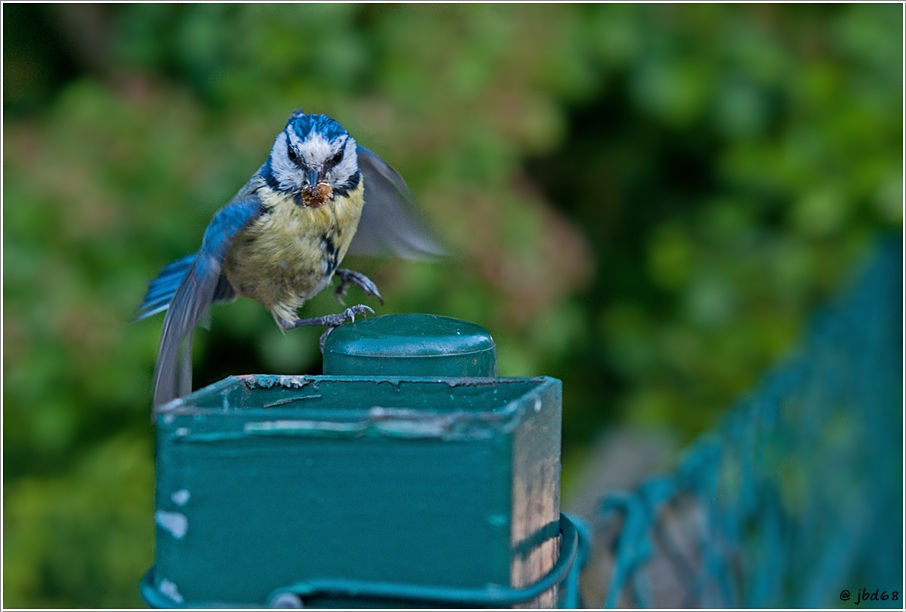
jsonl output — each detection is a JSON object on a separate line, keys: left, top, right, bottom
{"left": 133, "top": 254, "right": 197, "bottom": 322}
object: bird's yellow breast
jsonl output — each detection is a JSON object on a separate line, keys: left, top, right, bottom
{"left": 223, "top": 179, "right": 364, "bottom": 327}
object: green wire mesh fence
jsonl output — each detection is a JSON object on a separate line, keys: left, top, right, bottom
{"left": 586, "top": 236, "right": 902, "bottom": 608}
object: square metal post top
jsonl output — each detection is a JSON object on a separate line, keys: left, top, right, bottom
{"left": 149, "top": 374, "right": 562, "bottom": 608}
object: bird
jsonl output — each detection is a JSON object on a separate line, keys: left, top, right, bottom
{"left": 134, "top": 109, "right": 442, "bottom": 411}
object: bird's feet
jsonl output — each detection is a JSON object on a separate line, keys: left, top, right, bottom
{"left": 284, "top": 304, "right": 375, "bottom": 353}
{"left": 322, "top": 304, "right": 375, "bottom": 328}
{"left": 334, "top": 268, "right": 383, "bottom": 306}
{"left": 286, "top": 304, "right": 375, "bottom": 330}
{"left": 317, "top": 304, "right": 375, "bottom": 352}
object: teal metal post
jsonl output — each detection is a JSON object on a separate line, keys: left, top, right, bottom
{"left": 142, "top": 314, "right": 566, "bottom": 608}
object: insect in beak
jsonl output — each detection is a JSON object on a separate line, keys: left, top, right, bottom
{"left": 301, "top": 169, "right": 333, "bottom": 207}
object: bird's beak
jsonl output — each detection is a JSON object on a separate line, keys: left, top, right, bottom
{"left": 300, "top": 167, "right": 332, "bottom": 208}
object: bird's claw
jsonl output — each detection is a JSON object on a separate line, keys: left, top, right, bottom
{"left": 335, "top": 303, "right": 374, "bottom": 326}
{"left": 334, "top": 269, "right": 383, "bottom": 306}
{"left": 318, "top": 304, "right": 375, "bottom": 353}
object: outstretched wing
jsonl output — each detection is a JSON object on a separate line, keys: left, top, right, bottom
{"left": 348, "top": 145, "right": 445, "bottom": 260}
{"left": 153, "top": 199, "right": 264, "bottom": 409}
{"left": 134, "top": 254, "right": 237, "bottom": 323}
{"left": 134, "top": 254, "right": 197, "bottom": 322}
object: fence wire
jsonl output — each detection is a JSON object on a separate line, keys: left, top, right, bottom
{"left": 591, "top": 237, "right": 903, "bottom": 608}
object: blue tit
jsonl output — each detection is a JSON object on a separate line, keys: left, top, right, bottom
{"left": 135, "top": 109, "right": 442, "bottom": 410}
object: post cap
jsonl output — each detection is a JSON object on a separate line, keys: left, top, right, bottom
{"left": 322, "top": 314, "right": 497, "bottom": 377}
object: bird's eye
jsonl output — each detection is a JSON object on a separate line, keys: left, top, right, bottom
{"left": 288, "top": 148, "right": 300, "bottom": 163}
{"left": 328, "top": 150, "right": 344, "bottom": 166}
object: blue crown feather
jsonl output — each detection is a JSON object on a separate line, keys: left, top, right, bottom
{"left": 289, "top": 113, "right": 348, "bottom": 143}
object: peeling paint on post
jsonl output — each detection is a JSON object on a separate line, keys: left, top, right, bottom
{"left": 170, "top": 489, "right": 191, "bottom": 506}
{"left": 155, "top": 510, "right": 188, "bottom": 539}
{"left": 142, "top": 314, "right": 563, "bottom": 607}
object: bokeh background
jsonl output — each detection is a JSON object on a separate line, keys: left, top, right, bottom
{"left": 3, "top": 3, "right": 901, "bottom": 607}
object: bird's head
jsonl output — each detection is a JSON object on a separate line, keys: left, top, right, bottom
{"left": 264, "top": 110, "right": 360, "bottom": 207}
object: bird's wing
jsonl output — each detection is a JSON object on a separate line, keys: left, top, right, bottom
{"left": 153, "top": 198, "right": 264, "bottom": 409}
{"left": 348, "top": 145, "right": 446, "bottom": 260}
{"left": 133, "top": 254, "right": 197, "bottom": 322}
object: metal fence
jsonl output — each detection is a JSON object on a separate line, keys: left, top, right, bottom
{"left": 580, "top": 236, "right": 903, "bottom": 608}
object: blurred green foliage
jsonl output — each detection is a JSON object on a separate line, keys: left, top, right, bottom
{"left": 3, "top": 3, "right": 901, "bottom": 607}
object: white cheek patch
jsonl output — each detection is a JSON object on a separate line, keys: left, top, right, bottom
{"left": 270, "top": 131, "right": 303, "bottom": 192}
{"left": 328, "top": 137, "right": 359, "bottom": 185}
